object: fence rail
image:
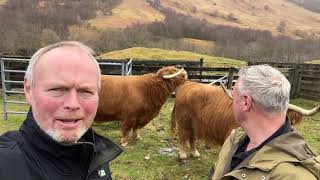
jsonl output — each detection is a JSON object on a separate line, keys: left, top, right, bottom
{"left": 2, "top": 57, "right": 320, "bottom": 120}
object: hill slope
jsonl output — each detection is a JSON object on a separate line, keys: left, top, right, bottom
{"left": 98, "top": 47, "right": 246, "bottom": 67}
{"left": 306, "top": 59, "right": 320, "bottom": 64}
{"left": 89, "top": 0, "right": 164, "bottom": 29}
{"left": 89, "top": 0, "right": 320, "bottom": 37}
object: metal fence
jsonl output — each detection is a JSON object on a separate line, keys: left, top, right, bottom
{"left": 0, "top": 57, "right": 132, "bottom": 120}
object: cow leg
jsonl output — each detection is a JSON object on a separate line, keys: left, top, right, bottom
{"left": 120, "top": 131, "right": 129, "bottom": 147}
{"left": 190, "top": 136, "right": 200, "bottom": 158}
{"left": 120, "top": 120, "right": 134, "bottom": 147}
{"left": 132, "top": 128, "right": 141, "bottom": 140}
{"left": 179, "top": 139, "right": 187, "bottom": 159}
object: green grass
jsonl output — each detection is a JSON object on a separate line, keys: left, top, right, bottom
{"left": 0, "top": 93, "right": 28, "bottom": 132}
{"left": 290, "top": 98, "right": 320, "bottom": 153}
{"left": 98, "top": 47, "right": 247, "bottom": 68}
{"left": 0, "top": 95, "right": 319, "bottom": 179}
{"left": 306, "top": 59, "right": 320, "bottom": 64}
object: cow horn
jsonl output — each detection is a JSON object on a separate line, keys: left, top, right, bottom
{"left": 163, "top": 68, "right": 184, "bottom": 79}
{"left": 221, "top": 83, "right": 233, "bottom": 100}
{"left": 288, "top": 104, "right": 320, "bottom": 116}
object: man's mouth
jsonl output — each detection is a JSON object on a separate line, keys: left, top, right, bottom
{"left": 57, "top": 119, "right": 80, "bottom": 123}
{"left": 56, "top": 119, "right": 82, "bottom": 127}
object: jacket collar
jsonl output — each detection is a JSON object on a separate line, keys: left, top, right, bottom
{"left": 20, "top": 109, "right": 98, "bottom": 152}
{"left": 229, "top": 127, "right": 320, "bottom": 177}
{"left": 19, "top": 109, "right": 96, "bottom": 175}
{"left": 19, "top": 109, "right": 122, "bottom": 175}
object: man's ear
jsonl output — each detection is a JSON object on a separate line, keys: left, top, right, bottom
{"left": 242, "top": 95, "right": 252, "bottom": 111}
{"left": 24, "top": 78, "right": 32, "bottom": 105}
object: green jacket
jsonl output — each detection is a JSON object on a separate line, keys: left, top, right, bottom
{"left": 212, "top": 128, "right": 320, "bottom": 180}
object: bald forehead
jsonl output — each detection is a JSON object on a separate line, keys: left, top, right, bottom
{"left": 36, "top": 46, "right": 96, "bottom": 69}
{"left": 32, "top": 46, "right": 98, "bottom": 82}
{"left": 40, "top": 46, "right": 93, "bottom": 62}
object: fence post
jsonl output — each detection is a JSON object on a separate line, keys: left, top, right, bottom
{"left": 125, "top": 58, "right": 130, "bottom": 75}
{"left": 1, "top": 58, "right": 8, "bottom": 120}
{"left": 288, "top": 68, "right": 295, "bottom": 98}
{"left": 125, "top": 58, "right": 133, "bottom": 76}
{"left": 199, "top": 58, "right": 203, "bottom": 82}
{"left": 296, "top": 70, "right": 302, "bottom": 98}
{"left": 121, "top": 61, "right": 125, "bottom": 76}
{"left": 292, "top": 66, "right": 303, "bottom": 98}
{"left": 5, "top": 62, "right": 12, "bottom": 91}
{"left": 227, "top": 67, "right": 234, "bottom": 89}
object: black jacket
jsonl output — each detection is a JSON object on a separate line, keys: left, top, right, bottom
{"left": 0, "top": 110, "right": 122, "bottom": 180}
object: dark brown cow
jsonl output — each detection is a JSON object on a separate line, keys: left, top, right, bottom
{"left": 172, "top": 81, "right": 320, "bottom": 159}
{"left": 95, "top": 66, "right": 187, "bottom": 147}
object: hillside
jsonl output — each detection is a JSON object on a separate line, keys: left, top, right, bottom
{"left": 89, "top": 0, "right": 164, "bottom": 29}
{"left": 88, "top": 0, "right": 320, "bottom": 38}
{"left": 0, "top": 0, "right": 6, "bottom": 5}
{"left": 1, "top": 0, "right": 320, "bottom": 63}
{"left": 98, "top": 47, "right": 246, "bottom": 67}
{"left": 160, "top": 0, "right": 320, "bottom": 37}
{"left": 306, "top": 59, "right": 320, "bottom": 64}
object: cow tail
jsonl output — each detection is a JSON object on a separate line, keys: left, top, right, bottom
{"left": 171, "top": 104, "right": 177, "bottom": 135}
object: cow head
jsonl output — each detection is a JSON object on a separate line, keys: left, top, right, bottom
{"left": 157, "top": 66, "right": 188, "bottom": 80}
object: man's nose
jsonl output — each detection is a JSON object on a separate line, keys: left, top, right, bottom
{"left": 64, "top": 90, "right": 80, "bottom": 111}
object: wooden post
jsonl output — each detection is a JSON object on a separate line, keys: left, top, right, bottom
{"left": 227, "top": 67, "right": 234, "bottom": 89}
{"left": 199, "top": 58, "right": 203, "bottom": 82}
{"left": 296, "top": 70, "right": 302, "bottom": 98}
{"left": 288, "top": 68, "right": 295, "bottom": 98}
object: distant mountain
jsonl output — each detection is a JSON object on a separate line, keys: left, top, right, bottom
{"left": 89, "top": 0, "right": 320, "bottom": 38}
{"left": 1, "top": 0, "right": 320, "bottom": 63}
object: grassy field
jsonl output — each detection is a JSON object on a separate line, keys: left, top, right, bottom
{"left": 306, "top": 59, "right": 320, "bottom": 64}
{"left": 98, "top": 47, "right": 247, "bottom": 68}
{"left": 0, "top": 94, "right": 319, "bottom": 179}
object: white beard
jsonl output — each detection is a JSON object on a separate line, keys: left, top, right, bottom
{"left": 45, "top": 126, "right": 87, "bottom": 144}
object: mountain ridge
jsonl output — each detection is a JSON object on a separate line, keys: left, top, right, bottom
{"left": 88, "top": 0, "right": 320, "bottom": 38}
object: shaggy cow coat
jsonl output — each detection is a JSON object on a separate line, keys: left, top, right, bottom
{"left": 95, "top": 66, "right": 187, "bottom": 147}
{"left": 172, "top": 81, "right": 317, "bottom": 159}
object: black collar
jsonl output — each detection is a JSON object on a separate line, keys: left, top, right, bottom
{"left": 19, "top": 109, "right": 99, "bottom": 177}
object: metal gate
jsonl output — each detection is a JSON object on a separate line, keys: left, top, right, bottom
{"left": 1, "top": 57, "right": 132, "bottom": 120}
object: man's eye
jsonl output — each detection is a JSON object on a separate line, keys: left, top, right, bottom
{"left": 48, "top": 88, "right": 67, "bottom": 96}
{"left": 50, "top": 88, "right": 66, "bottom": 92}
{"left": 78, "top": 90, "right": 95, "bottom": 97}
{"left": 79, "top": 90, "right": 92, "bottom": 94}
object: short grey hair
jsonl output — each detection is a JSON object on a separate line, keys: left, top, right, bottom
{"left": 25, "top": 41, "right": 101, "bottom": 90}
{"left": 237, "top": 64, "right": 290, "bottom": 113}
